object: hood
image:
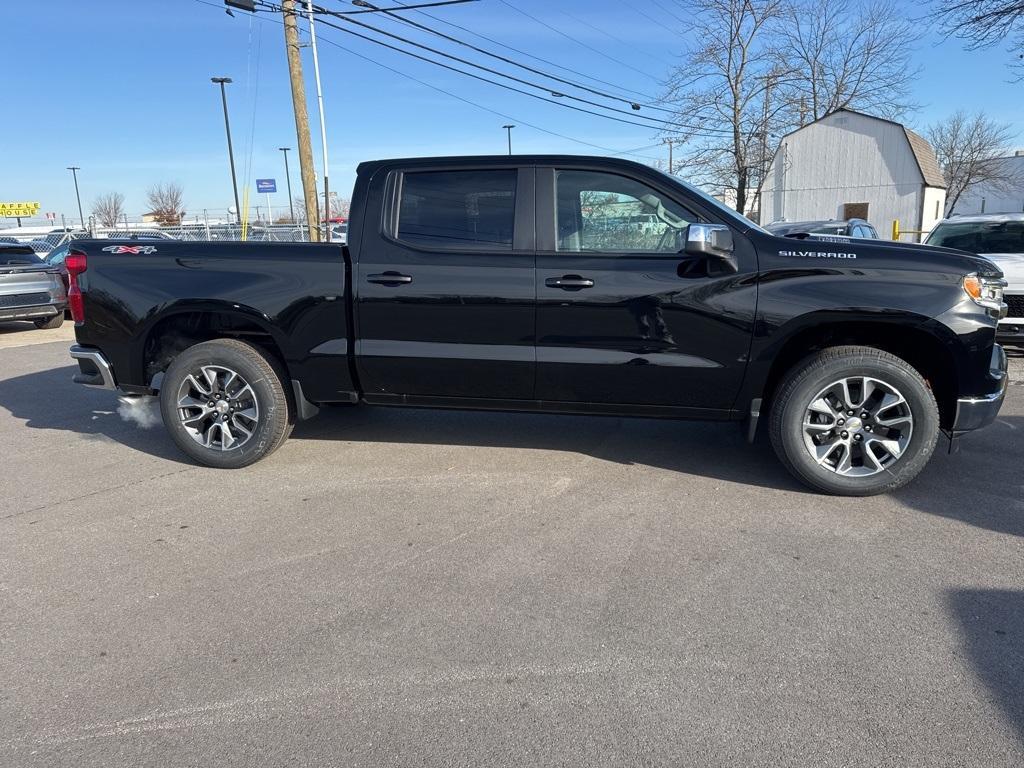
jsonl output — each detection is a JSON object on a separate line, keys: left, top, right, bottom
{"left": 764, "top": 233, "right": 1003, "bottom": 277}
{"left": 976, "top": 252, "right": 1024, "bottom": 284}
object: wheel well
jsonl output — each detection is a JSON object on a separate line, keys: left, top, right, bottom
{"left": 142, "top": 312, "right": 287, "bottom": 388}
{"left": 761, "top": 322, "right": 958, "bottom": 428}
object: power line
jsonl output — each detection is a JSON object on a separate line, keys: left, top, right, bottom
{"left": 199, "top": 0, "right": 666, "bottom": 161}
{"left": 496, "top": 0, "right": 660, "bottom": 80}
{"left": 390, "top": 0, "right": 665, "bottom": 101}
{"left": 304, "top": 2, "right": 693, "bottom": 131}
{"left": 554, "top": 7, "right": 676, "bottom": 69}
{"left": 340, "top": 0, "right": 678, "bottom": 114}
{"left": 643, "top": 0, "right": 689, "bottom": 25}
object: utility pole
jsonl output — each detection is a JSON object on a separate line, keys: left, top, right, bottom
{"left": 502, "top": 124, "right": 515, "bottom": 155}
{"left": 279, "top": 147, "right": 296, "bottom": 224}
{"left": 66, "top": 166, "right": 84, "bottom": 228}
{"left": 662, "top": 139, "right": 675, "bottom": 174}
{"left": 211, "top": 77, "right": 242, "bottom": 225}
{"left": 306, "top": 0, "right": 332, "bottom": 241}
{"left": 282, "top": 0, "right": 321, "bottom": 241}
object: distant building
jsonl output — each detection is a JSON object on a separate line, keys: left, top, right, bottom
{"left": 759, "top": 109, "right": 946, "bottom": 241}
{"left": 950, "top": 151, "right": 1024, "bottom": 215}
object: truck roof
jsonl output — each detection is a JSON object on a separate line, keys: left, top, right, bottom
{"left": 356, "top": 154, "right": 655, "bottom": 175}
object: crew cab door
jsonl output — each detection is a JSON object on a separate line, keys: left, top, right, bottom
{"left": 354, "top": 165, "right": 536, "bottom": 401}
{"left": 534, "top": 166, "right": 757, "bottom": 412}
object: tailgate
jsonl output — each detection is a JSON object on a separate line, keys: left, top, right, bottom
{"left": 0, "top": 265, "right": 62, "bottom": 304}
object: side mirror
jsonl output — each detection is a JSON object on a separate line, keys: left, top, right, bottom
{"left": 685, "top": 223, "right": 737, "bottom": 271}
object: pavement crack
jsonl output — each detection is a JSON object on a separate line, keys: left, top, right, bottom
{"left": 1, "top": 466, "right": 197, "bottom": 521}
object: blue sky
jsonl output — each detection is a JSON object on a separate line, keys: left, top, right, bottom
{"left": 1, "top": 0, "right": 1021, "bottom": 222}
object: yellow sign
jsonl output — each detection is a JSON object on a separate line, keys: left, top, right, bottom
{"left": 0, "top": 201, "right": 41, "bottom": 218}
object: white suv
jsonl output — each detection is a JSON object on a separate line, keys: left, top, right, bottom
{"left": 927, "top": 213, "right": 1024, "bottom": 345}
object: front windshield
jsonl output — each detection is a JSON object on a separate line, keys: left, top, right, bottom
{"left": 654, "top": 168, "right": 770, "bottom": 234}
{"left": 927, "top": 220, "right": 1024, "bottom": 253}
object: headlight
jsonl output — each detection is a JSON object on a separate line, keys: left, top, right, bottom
{"left": 963, "top": 273, "right": 1007, "bottom": 317}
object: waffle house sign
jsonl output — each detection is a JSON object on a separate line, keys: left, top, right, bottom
{"left": 1, "top": 201, "right": 41, "bottom": 218}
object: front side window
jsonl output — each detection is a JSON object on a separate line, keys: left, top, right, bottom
{"left": 397, "top": 169, "right": 516, "bottom": 249}
{"left": 555, "top": 170, "right": 696, "bottom": 253}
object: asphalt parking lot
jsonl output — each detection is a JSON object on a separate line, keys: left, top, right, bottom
{"left": 2, "top": 321, "right": 1023, "bottom": 767}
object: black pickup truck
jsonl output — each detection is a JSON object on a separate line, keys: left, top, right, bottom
{"left": 68, "top": 155, "right": 1008, "bottom": 495}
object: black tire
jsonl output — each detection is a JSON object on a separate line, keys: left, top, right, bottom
{"left": 159, "top": 339, "right": 294, "bottom": 469}
{"left": 769, "top": 345, "right": 939, "bottom": 496}
{"left": 34, "top": 314, "right": 64, "bottom": 330}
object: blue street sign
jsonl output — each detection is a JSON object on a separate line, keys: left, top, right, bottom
{"left": 256, "top": 178, "right": 277, "bottom": 194}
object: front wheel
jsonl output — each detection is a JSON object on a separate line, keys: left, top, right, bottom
{"left": 769, "top": 346, "right": 939, "bottom": 496}
{"left": 159, "top": 339, "right": 293, "bottom": 469}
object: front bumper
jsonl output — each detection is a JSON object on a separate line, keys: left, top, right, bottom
{"left": 69, "top": 345, "right": 117, "bottom": 390}
{"left": 952, "top": 344, "right": 1007, "bottom": 433}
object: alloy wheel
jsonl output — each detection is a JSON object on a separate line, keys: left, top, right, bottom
{"left": 801, "top": 376, "right": 913, "bottom": 477}
{"left": 176, "top": 365, "right": 259, "bottom": 451}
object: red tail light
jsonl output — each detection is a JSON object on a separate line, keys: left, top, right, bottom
{"left": 66, "top": 250, "right": 87, "bottom": 324}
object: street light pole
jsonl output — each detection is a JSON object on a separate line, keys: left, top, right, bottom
{"left": 211, "top": 77, "right": 242, "bottom": 225}
{"left": 502, "top": 124, "right": 515, "bottom": 155}
{"left": 66, "top": 166, "right": 84, "bottom": 229}
{"left": 305, "top": 0, "right": 332, "bottom": 242}
{"left": 279, "top": 147, "right": 296, "bottom": 224}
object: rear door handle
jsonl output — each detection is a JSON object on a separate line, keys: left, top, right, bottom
{"left": 367, "top": 272, "right": 413, "bottom": 285}
{"left": 545, "top": 275, "right": 595, "bottom": 290}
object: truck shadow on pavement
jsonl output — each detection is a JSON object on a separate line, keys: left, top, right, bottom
{"left": 0, "top": 363, "right": 182, "bottom": 461}
{"left": 947, "top": 589, "right": 1024, "bottom": 747}
{"left": 4, "top": 363, "right": 1023, "bottom": 533}
{"left": 893, "top": 409, "right": 1024, "bottom": 537}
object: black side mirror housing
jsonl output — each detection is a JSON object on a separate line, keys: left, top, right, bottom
{"left": 684, "top": 223, "right": 737, "bottom": 272}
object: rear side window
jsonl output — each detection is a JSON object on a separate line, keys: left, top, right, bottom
{"left": 397, "top": 169, "right": 516, "bottom": 249}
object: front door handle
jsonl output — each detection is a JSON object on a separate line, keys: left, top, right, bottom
{"left": 367, "top": 271, "right": 413, "bottom": 286}
{"left": 545, "top": 275, "right": 595, "bottom": 290}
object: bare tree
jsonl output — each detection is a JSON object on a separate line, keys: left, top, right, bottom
{"left": 146, "top": 182, "right": 185, "bottom": 225}
{"left": 925, "top": 111, "right": 1019, "bottom": 214}
{"left": 779, "top": 0, "right": 919, "bottom": 122}
{"left": 663, "top": 0, "right": 921, "bottom": 215}
{"left": 662, "top": 0, "right": 790, "bottom": 216}
{"left": 91, "top": 192, "right": 125, "bottom": 228}
{"left": 325, "top": 196, "right": 351, "bottom": 219}
{"left": 931, "top": 1, "right": 1024, "bottom": 74}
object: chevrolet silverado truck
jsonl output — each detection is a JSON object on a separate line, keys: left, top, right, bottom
{"left": 67, "top": 155, "right": 1008, "bottom": 495}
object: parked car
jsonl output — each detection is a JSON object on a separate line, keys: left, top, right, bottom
{"left": 45, "top": 243, "right": 71, "bottom": 293}
{"left": 67, "top": 154, "right": 1007, "bottom": 496}
{"left": 0, "top": 244, "right": 67, "bottom": 329}
{"left": 766, "top": 218, "right": 880, "bottom": 239}
{"left": 926, "top": 213, "right": 1024, "bottom": 345}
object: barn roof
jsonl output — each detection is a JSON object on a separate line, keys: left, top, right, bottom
{"left": 775, "top": 108, "right": 947, "bottom": 189}
{"left": 902, "top": 127, "right": 947, "bottom": 188}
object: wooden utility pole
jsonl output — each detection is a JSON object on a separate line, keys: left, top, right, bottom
{"left": 282, "top": 0, "right": 320, "bottom": 241}
{"left": 663, "top": 138, "right": 675, "bottom": 174}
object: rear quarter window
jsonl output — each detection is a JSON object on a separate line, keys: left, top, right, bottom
{"left": 396, "top": 169, "right": 517, "bottom": 249}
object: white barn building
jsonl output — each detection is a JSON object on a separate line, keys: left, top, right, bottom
{"left": 759, "top": 109, "right": 946, "bottom": 241}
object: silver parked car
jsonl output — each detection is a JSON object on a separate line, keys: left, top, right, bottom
{"left": 0, "top": 244, "right": 67, "bottom": 329}
{"left": 926, "top": 213, "right": 1024, "bottom": 346}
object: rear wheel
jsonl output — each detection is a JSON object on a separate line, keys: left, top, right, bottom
{"left": 34, "top": 314, "right": 64, "bottom": 330}
{"left": 159, "top": 339, "right": 293, "bottom": 468}
{"left": 769, "top": 346, "right": 939, "bottom": 496}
